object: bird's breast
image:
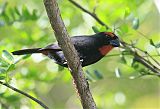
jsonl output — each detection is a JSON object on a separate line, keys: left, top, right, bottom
{"left": 98, "top": 45, "right": 113, "bottom": 55}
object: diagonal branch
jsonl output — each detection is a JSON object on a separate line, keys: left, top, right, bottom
{"left": 68, "top": 0, "right": 109, "bottom": 29}
{"left": 0, "top": 81, "right": 49, "bottom": 109}
{"left": 121, "top": 42, "right": 160, "bottom": 74}
{"left": 43, "top": 0, "right": 96, "bottom": 109}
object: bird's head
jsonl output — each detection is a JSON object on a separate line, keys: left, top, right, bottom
{"left": 97, "top": 32, "right": 120, "bottom": 55}
{"left": 103, "top": 32, "right": 120, "bottom": 47}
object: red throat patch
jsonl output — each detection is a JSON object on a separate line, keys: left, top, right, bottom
{"left": 98, "top": 45, "right": 113, "bottom": 55}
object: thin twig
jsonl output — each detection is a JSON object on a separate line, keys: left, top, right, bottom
{"left": 68, "top": 0, "right": 109, "bottom": 29}
{"left": 136, "top": 30, "right": 150, "bottom": 40}
{"left": 121, "top": 42, "right": 160, "bottom": 74}
{"left": 123, "top": 41, "right": 160, "bottom": 66}
{"left": 104, "top": 53, "right": 160, "bottom": 58}
{"left": 0, "top": 81, "right": 49, "bottom": 109}
{"left": 133, "top": 53, "right": 160, "bottom": 75}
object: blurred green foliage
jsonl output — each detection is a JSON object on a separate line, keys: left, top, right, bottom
{"left": 0, "top": 0, "right": 159, "bottom": 109}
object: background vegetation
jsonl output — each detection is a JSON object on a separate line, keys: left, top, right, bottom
{"left": 0, "top": 0, "right": 159, "bottom": 109}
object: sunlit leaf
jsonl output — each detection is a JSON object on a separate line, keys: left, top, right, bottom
{"left": 85, "top": 70, "right": 94, "bottom": 82}
{"left": 22, "top": 5, "right": 30, "bottom": 19}
{"left": 124, "top": 7, "right": 131, "bottom": 18}
{"left": 0, "top": 1, "right": 8, "bottom": 15}
{"left": 120, "top": 56, "right": 127, "bottom": 64}
{"left": 2, "top": 12, "right": 10, "bottom": 23}
{"left": 115, "top": 68, "right": 121, "bottom": 78}
{"left": 119, "top": 24, "right": 129, "bottom": 35}
{"left": 99, "top": 26, "right": 107, "bottom": 32}
{"left": 155, "top": 43, "right": 160, "bottom": 48}
{"left": 139, "top": 68, "right": 147, "bottom": 74}
{"left": 2, "top": 50, "right": 14, "bottom": 63}
{"left": 31, "top": 9, "right": 39, "bottom": 20}
{"left": 14, "top": 7, "right": 21, "bottom": 16}
{"left": 9, "top": 8, "right": 16, "bottom": 21}
{"left": 7, "top": 64, "right": 15, "bottom": 72}
{"left": 0, "top": 68, "right": 6, "bottom": 74}
{"left": 131, "top": 58, "right": 139, "bottom": 69}
{"left": 122, "top": 50, "right": 131, "bottom": 55}
{"left": 92, "top": 26, "right": 100, "bottom": 33}
{"left": 58, "top": 65, "right": 64, "bottom": 71}
{"left": 94, "top": 70, "right": 103, "bottom": 79}
{"left": 0, "top": 75, "right": 5, "bottom": 80}
{"left": 22, "top": 54, "right": 31, "bottom": 60}
{"left": 149, "top": 39, "right": 155, "bottom": 46}
{"left": 132, "top": 17, "right": 139, "bottom": 30}
{"left": 129, "top": 76, "right": 136, "bottom": 79}
{"left": 0, "top": 58, "right": 10, "bottom": 67}
{"left": 5, "top": 94, "right": 20, "bottom": 102}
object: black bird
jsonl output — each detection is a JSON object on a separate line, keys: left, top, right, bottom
{"left": 12, "top": 32, "right": 120, "bottom": 67}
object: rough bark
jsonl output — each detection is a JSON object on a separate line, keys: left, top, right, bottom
{"left": 43, "top": 0, "right": 97, "bottom": 109}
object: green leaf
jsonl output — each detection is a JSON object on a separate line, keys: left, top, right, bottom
{"left": 0, "top": 76, "right": 5, "bottom": 80}
{"left": 99, "top": 26, "right": 107, "bottom": 32}
{"left": 0, "top": 62, "right": 13, "bottom": 82}
{"left": 0, "top": 68, "right": 6, "bottom": 74}
{"left": 5, "top": 94, "right": 20, "bottom": 102}
{"left": 85, "top": 70, "right": 94, "bottom": 82}
{"left": 0, "top": 2, "right": 8, "bottom": 15}
{"left": 155, "top": 43, "right": 160, "bottom": 48}
{"left": 122, "top": 50, "right": 131, "bottom": 55}
{"left": 0, "top": 58, "right": 10, "bottom": 67}
{"left": 7, "top": 64, "right": 15, "bottom": 72}
{"left": 22, "top": 54, "right": 31, "bottom": 60}
{"left": 132, "top": 17, "right": 139, "bottom": 30}
{"left": 94, "top": 70, "right": 103, "bottom": 79}
{"left": 119, "top": 24, "right": 129, "bottom": 35}
{"left": 14, "top": 7, "right": 21, "bottom": 16}
{"left": 120, "top": 56, "right": 127, "bottom": 64}
{"left": 149, "top": 39, "right": 160, "bottom": 48}
{"left": 9, "top": 7, "right": 16, "bottom": 21}
{"left": 22, "top": 5, "right": 30, "bottom": 20}
{"left": 92, "top": 26, "right": 100, "bottom": 33}
{"left": 131, "top": 58, "right": 139, "bottom": 69}
{"left": 58, "top": 65, "right": 64, "bottom": 71}
{"left": 115, "top": 68, "right": 121, "bottom": 78}
{"left": 149, "top": 39, "right": 155, "bottom": 46}
{"left": 2, "top": 12, "right": 10, "bottom": 23}
{"left": 2, "top": 50, "right": 14, "bottom": 63}
{"left": 124, "top": 7, "right": 131, "bottom": 18}
{"left": 31, "top": 9, "right": 38, "bottom": 20}
{"left": 139, "top": 68, "right": 147, "bottom": 74}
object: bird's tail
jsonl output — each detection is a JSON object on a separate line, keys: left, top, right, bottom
{"left": 12, "top": 48, "right": 41, "bottom": 55}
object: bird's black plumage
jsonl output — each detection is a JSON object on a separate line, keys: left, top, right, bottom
{"left": 12, "top": 32, "right": 120, "bottom": 67}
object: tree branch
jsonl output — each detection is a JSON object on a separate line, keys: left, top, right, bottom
{"left": 0, "top": 81, "right": 49, "bottom": 109}
{"left": 43, "top": 0, "right": 96, "bottom": 109}
{"left": 68, "top": 0, "right": 160, "bottom": 75}
{"left": 68, "top": 0, "right": 109, "bottom": 29}
{"left": 121, "top": 42, "right": 160, "bottom": 74}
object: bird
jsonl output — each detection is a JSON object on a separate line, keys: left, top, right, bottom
{"left": 12, "top": 32, "right": 120, "bottom": 67}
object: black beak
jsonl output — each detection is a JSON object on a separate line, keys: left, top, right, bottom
{"left": 109, "top": 39, "right": 120, "bottom": 47}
